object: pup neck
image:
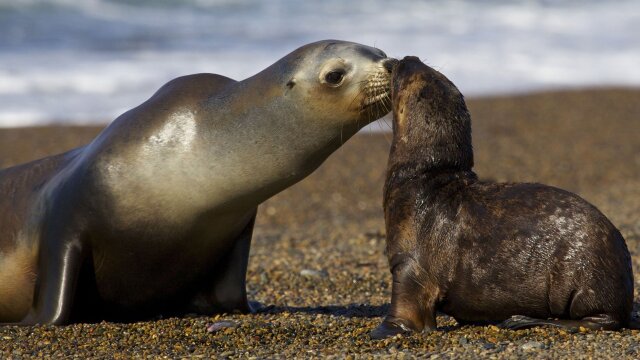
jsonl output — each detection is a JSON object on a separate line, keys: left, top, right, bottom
{"left": 386, "top": 114, "right": 476, "bottom": 190}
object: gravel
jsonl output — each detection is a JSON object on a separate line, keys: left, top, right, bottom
{"left": 1, "top": 88, "right": 639, "bottom": 358}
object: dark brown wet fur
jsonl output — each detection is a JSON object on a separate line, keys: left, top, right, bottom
{"left": 371, "top": 56, "right": 634, "bottom": 338}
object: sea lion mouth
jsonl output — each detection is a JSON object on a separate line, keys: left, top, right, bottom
{"left": 359, "top": 58, "right": 397, "bottom": 118}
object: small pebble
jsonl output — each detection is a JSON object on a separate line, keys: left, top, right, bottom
{"left": 521, "top": 341, "right": 545, "bottom": 351}
{"left": 483, "top": 342, "right": 496, "bottom": 350}
{"left": 206, "top": 321, "right": 239, "bottom": 333}
{"left": 300, "top": 269, "right": 329, "bottom": 278}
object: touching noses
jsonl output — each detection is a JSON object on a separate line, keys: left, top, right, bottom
{"left": 382, "top": 58, "right": 399, "bottom": 73}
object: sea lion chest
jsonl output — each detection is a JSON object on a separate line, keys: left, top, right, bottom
{"left": 66, "top": 130, "right": 257, "bottom": 304}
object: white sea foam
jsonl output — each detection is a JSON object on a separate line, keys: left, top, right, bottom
{"left": 0, "top": 0, "right": 639, "bottom": 126}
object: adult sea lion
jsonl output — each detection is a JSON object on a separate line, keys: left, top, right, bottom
{"left": 371, "top": 56, "right": 633, "bottom": 338}
{"left": 0, "top": 40, "right": 396, "bottom": 325}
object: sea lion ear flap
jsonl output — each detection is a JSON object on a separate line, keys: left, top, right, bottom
{"left": 286, "top": 79, "right": 296, "bottom": 90}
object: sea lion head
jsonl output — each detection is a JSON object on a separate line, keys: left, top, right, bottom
{"left": 390, "top": 56, "right": 473, "bottom": 170}
{"left": 279, "top": 40, "right": 397, "bottom": 133}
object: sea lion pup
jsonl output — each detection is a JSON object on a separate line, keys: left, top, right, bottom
{"left": 0, "top": 40, "right": 397, "bottom": 325}
{"left": 371, "top": 56, "right": 633, "bottom": 339}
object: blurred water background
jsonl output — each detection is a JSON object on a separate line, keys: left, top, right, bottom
{"left": 0, "top": 0, "right": 639, "bottom": 126}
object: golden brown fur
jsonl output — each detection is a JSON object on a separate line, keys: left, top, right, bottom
{"left": 0, "top": 239, "right": 37, "bottom": 321}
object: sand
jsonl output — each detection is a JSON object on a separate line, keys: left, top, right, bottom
{"left": 1, "top": 88, "right": 639, "bottom": 358}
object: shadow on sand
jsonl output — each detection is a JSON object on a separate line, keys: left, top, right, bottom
{"left": 257, "top": 301, "right": 640, "bottom": 331}
{"left": 257, "top": 303, "right": 389, "bottom": 319}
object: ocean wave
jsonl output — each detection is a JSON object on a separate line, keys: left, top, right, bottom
{"left": 0, "top": 0, "right": 639, "bottom": 126}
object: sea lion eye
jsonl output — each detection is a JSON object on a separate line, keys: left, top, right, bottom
{"left": 325, "top": 70, "right": 345, "bottom": 85}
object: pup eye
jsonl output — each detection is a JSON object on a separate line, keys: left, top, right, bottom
{"left": 325, "top": 70, "right": 345, "bottom": 85}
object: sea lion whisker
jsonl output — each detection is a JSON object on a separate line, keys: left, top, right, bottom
{"left": 380, "top": 94, "right": 392, "bottom": 115}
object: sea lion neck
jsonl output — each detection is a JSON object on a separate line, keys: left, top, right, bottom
{"left": 206, "top": 74, "right": 350, "bottom": 175}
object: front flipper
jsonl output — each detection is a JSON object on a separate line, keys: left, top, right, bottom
{"left": 20, "top": 232, "right": 86, "bottom": 325}
{"left": 370, "top": 316, "right": 416, "bottom": 339}
{"left": 371, "top": 253, "right": 438, "bottom": 339}
{"left": 193, "top": 210, "right": 257, "bottom": 314}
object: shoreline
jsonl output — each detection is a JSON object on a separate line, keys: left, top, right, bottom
{"left": 1, "top": 86, "right": 638, "bottom": 131}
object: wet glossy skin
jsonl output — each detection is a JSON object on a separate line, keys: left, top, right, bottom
{"left": 0, "top": 40, "right": 395, "bottom": 324}
{"left": 372, "top": 57, "right": 633, "bottom": 338}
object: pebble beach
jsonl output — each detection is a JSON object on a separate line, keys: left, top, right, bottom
{"left": 1, "top": 88, "right": 639, "bottom": 358}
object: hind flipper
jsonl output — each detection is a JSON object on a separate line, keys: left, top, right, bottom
{"left": 499, "top": 313, "right": 622, "bottom": 331}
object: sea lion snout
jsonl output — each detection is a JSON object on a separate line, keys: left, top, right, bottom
{"left": 391, "top": 57, "right": 428, "bottom": 101}
{"left": 391, "top": 58, "right": 465, "bottom": 129}
{"left": 392, "top": 57, "right": 455, "bottom": 94}
{"left": 390, "top": 56, "right": 431, "bottom": 127}
{"left": 393, "top": 56, "right": 425, "bottom": 79}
